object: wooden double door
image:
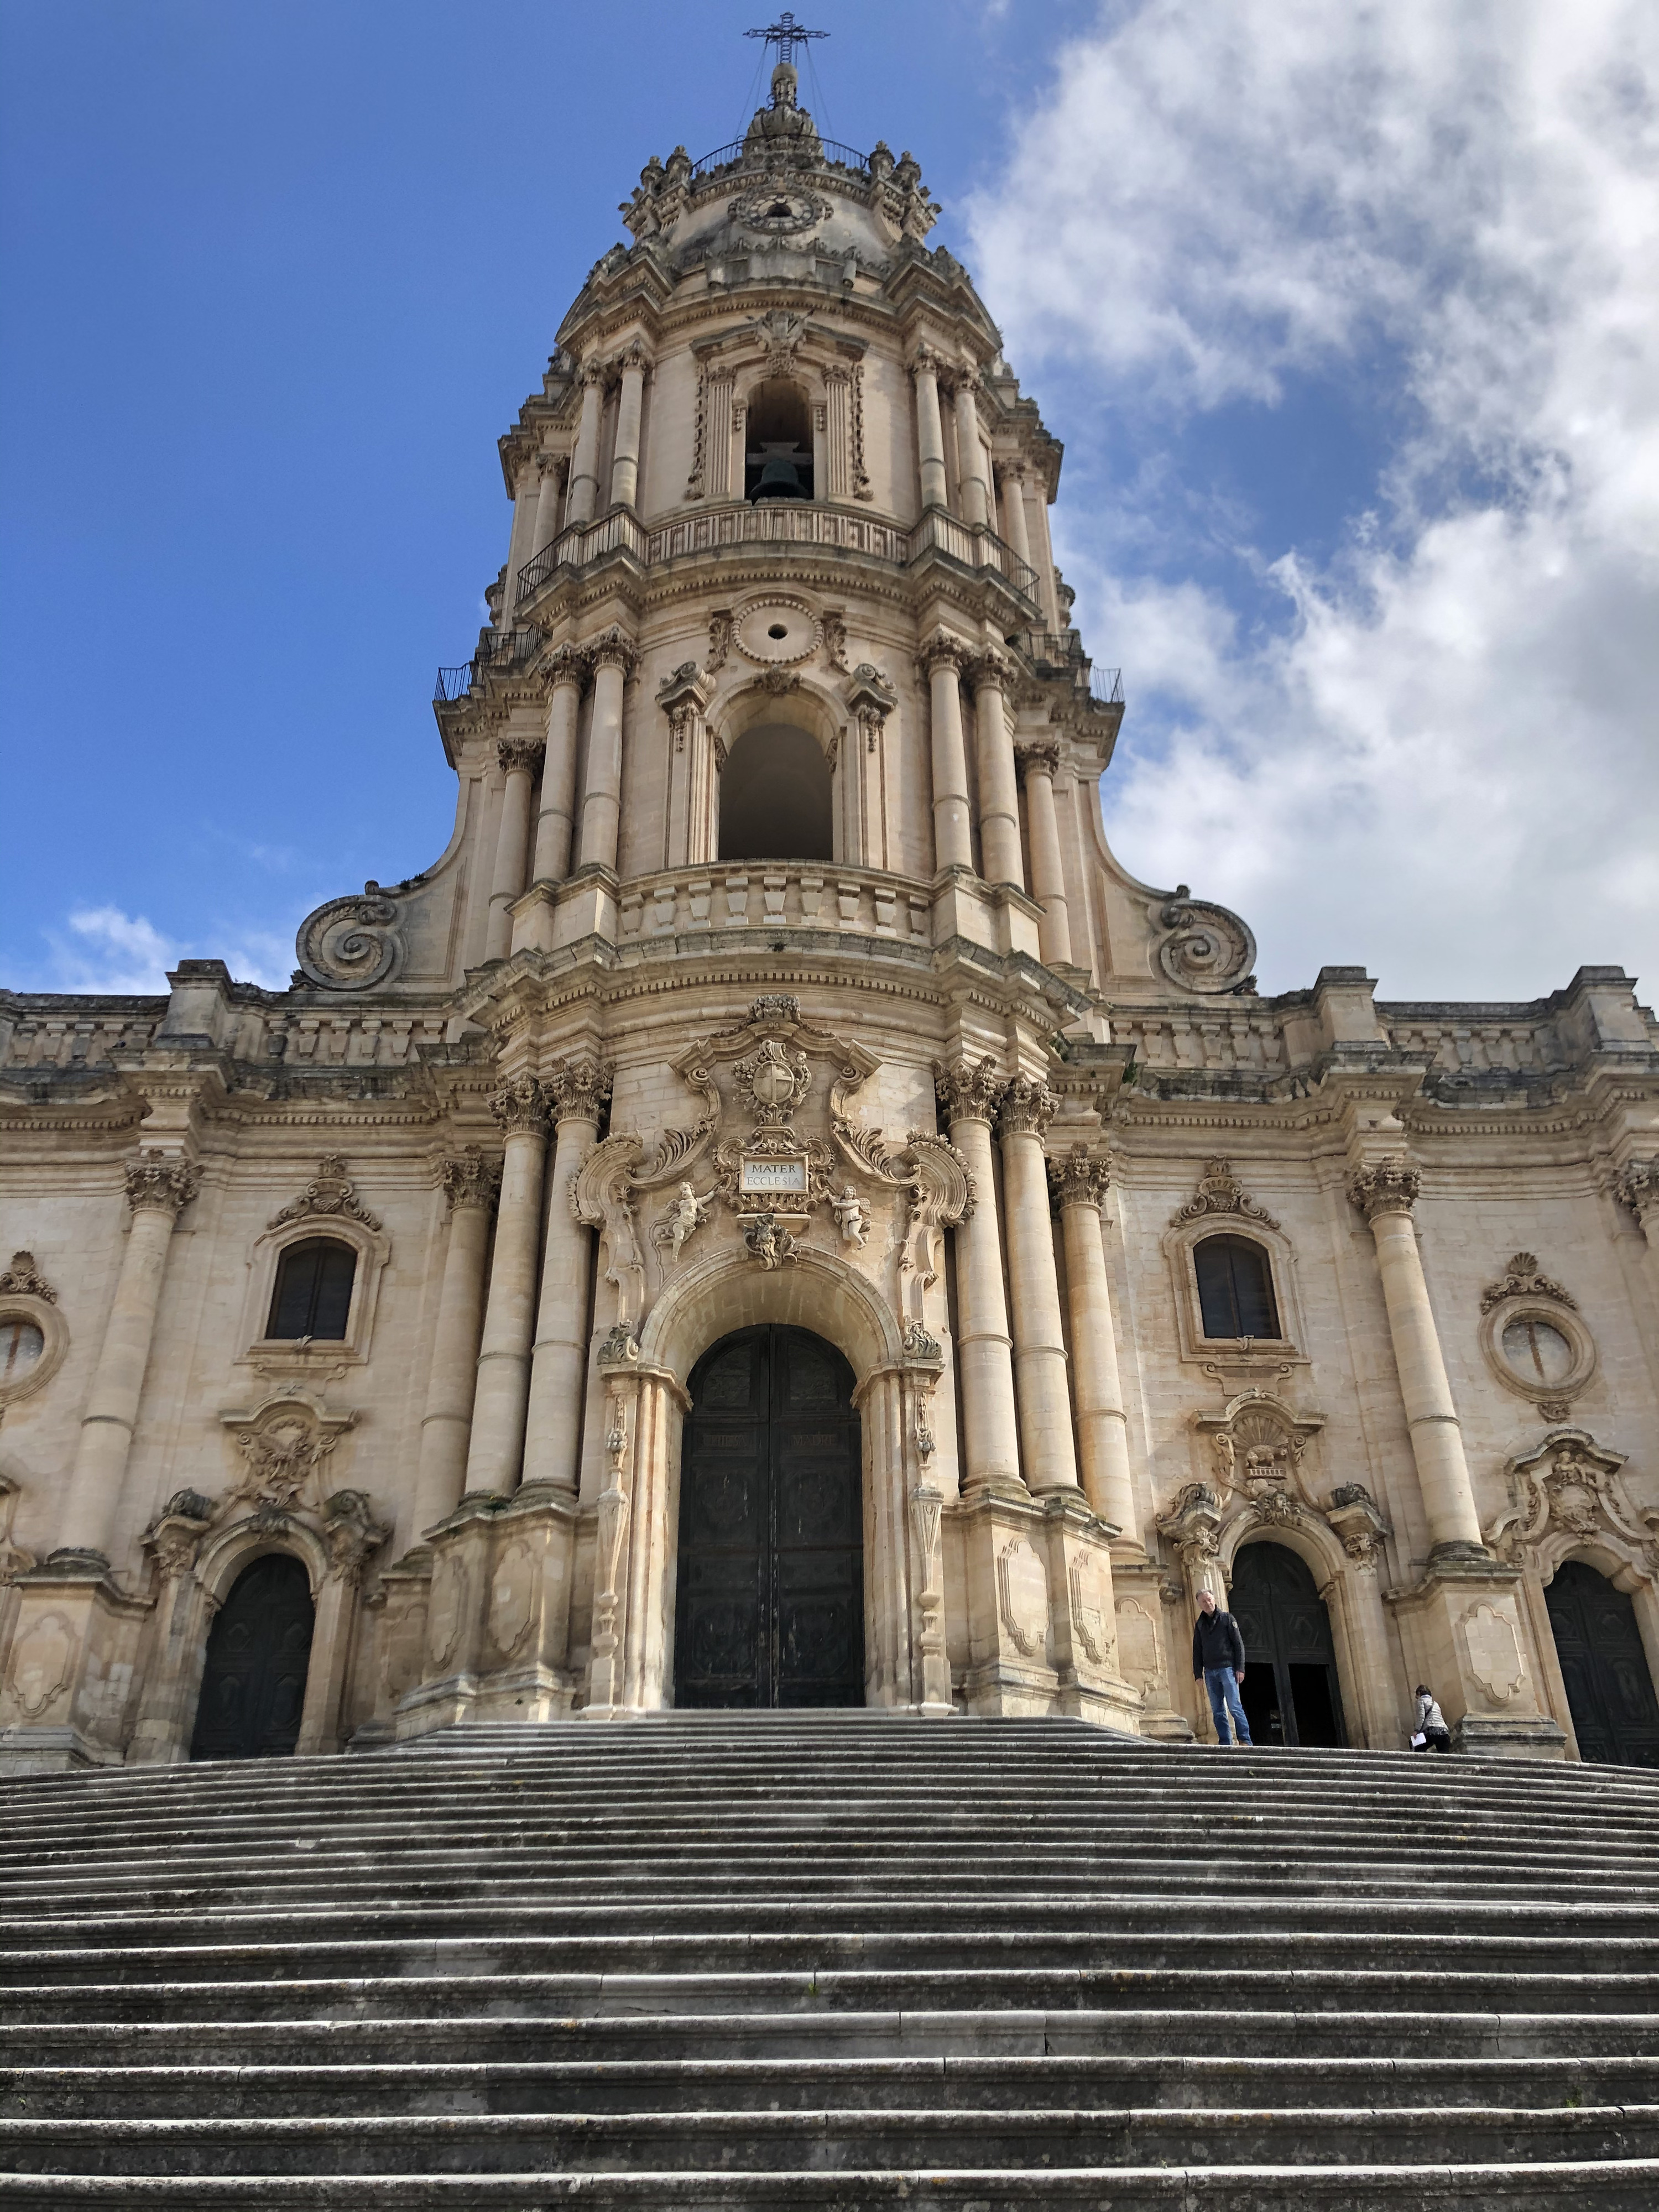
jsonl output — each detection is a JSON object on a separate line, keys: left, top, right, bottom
{"left": 674, "top": 1324, "right": 865, "bottom": 1708}
{"left": 1230, "top": 1540, "right": 1346, "bottom": 1748}
{"left": 1546, "top": 1561, "right": 1659, "bottom": 1768}
{"left": 190, "top": 1553, "right": 314, "bottom": 1761}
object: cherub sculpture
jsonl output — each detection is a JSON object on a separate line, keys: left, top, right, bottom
{"left": 656, "top": 1181, "right": 712, "bottom": 1261}
{"left": 830, "top": 1183, "right": 868, "bottom": 1248}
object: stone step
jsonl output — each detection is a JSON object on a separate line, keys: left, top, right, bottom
{"left": 2, "top": 1964, "right": 1651, "bottom": 2026}
{"left": 7, "top": 2051, "right": 1659, "bottom": 2120}
{"left": 4, "top": 2101, "right": 1658, "bottom": 2177}
{"left": 7, "top": 2005, "right": 1653, "bottom": 2066}
{"left": 0, "top": 2163, "right": 1656, "bottom": 2210}
{"left": 4, "top": 1925, "right": 1656, "bottom": 1986}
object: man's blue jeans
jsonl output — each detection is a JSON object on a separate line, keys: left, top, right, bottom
{"left": 1204, "top": 1665, "right": 1253, "bottom": 1745}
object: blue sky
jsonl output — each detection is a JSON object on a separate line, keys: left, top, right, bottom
{"left": 3, "top": 0, "right": 1656, "bottom": 1003}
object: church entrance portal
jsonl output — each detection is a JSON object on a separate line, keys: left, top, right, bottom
{"left": 1230, "top": 1541, "right": 1345, "bottom": 1747}
{"left": 674, "top": 1324, "right": 864, "bottom": 1708}
{"left": 1546, "top": 1560, "right": 1659, "bottom": 1768}
{"left": 189, "top": 1554, "right": 315, "bottom": 1761}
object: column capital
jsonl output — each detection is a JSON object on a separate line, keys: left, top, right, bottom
{"left": 440, "top": 1144, "right": 501, "bottom": 1214}
{"left": 617, "top": 338, "right": 653, "bottom": 378}
{"left": 917, "top": 630, "right": 972, "bottom": 678}
{"left": 908, "top": 343, "right": 945, "bottom": 379}
{"left": 586, "top": 624, "right": 638, "bottom": 677}
{"left": 997, "top": 1074, "right": 1058, "bottom": 1141}
{"left": 1048, "top": 1142, "right": 1110, "bottom": 1212}
{"left": 489, "top": 1074, "right": 551, "bottom": 1141}
{"left": 535, "top": 448, "right": 563, "bottom": 480}
{"left": 1348, "top": 1156, "right": 1422, "bottom": 1220}
{"left": 933, "top": 1054, "right": 1007, "bottom": 1127}
{"left": 124, "top": 1150, "right": 200, "bottom": 1218}
{"left": 577, "top": 357, "right": 608, "bottom": 389}
{"left": 545, "top": 642, "right": 590, "bottom": 692}
{"left": 968, "top": 648, "right": 1014, "bottom": 692}
{"left": 546, "top": 1056, "right": 613, "bottom": 1126}
{"left": 1616, "top": 1157, "right": 1659, "bottom": 1231}
{"left": 1015, "top": 739, "right": 1062, "bottom": 784}
{"left": 496, "top": 735, "right": 546, "bottom": 777}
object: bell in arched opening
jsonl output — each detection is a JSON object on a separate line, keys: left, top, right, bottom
{"left": 744, "top": 377, "right": 814, "bottom": 503}
{"left": 753, "top": 444, "right": 810, "bottom": 502}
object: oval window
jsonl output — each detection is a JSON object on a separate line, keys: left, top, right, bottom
{"left": 1501, "top": 1316, "right": 1575, "bottom": 1387}
{"left": 0, "top": 1318, "right": 44, "bottom": 1385}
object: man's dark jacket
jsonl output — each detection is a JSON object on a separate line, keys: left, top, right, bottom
{"left": 1192, "top": 1608, "right": 1246, "bottom": 1676}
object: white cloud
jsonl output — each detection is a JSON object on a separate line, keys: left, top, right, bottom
{"left": 24, "top": 906, "right": 296, "bottom": 997}
{"left": 969, "top": 0, "right": 1659, "bottom": 999}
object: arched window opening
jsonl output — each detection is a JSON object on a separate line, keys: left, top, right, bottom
{"left": 745, "top": 378, "right": 813, "bottom": 503}
{"left": 719, "top": 722, "right": 833, "bottom": 863}
{"left": 1194, "top": 1234, "right": 1280, "bottom": 1340}
{"left": 267, "top": 1238, "right": 357, "bottom": 1341}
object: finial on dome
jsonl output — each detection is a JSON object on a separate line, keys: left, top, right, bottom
{"left": 745, "top": 12, "right": 829, "bottom": 75}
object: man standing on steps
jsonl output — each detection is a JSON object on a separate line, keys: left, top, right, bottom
{"left": 1193, "top": 1587, "right": 1253, "bottom": 1746}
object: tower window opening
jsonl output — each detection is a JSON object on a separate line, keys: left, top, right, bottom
{"left": 1193, "top": 1234, "right": 1280, "bottom": 1340}
{"left": 719, "top": 721, "right": 832, "bottom": 863}
{"left": 267, "top": 1237, "right": 357, "bottom": 1341}
{"left": 745, "top": 378, "right": 813, "bottom": 502}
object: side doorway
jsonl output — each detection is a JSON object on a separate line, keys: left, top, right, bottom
{"left": 190, "top": 1553, "right": 315, "bottom": 1761}
{"left": 674, "top": 1323, "right": 864, "bottom": 1708}
{"left": 1546, "top": 1559, "right": 1659, "bottom": 1768}
{"left": 1230, "top": 1541, "right": 1346, "bottom": 1748}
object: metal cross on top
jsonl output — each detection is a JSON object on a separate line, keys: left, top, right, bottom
{"left": 745, "top": 12, "right": 829, "bottom": 67}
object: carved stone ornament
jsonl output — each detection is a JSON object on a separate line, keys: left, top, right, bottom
{"left": 902, "top": 1318, "right": 943, "bottom": 1364}
{"left": 1616, "top": 1158, "right": 1659, "bottom": 1231}
{"left": 1172, "top": 1157, "right": 1279, "bottom": 1231}
{"left": 1486, "top": 1428, "right": 1658, "bottom": 1574}
{"left": 1154, "top": 884, "right": 1257, "bottom": 996}
{"left": 1048, "top": 1146, "right": 1110, "bottom": 1213}
{"left": 321, "top": 1488, "right": 390, "bottom": 1585}
{"left": 707, "top": 611, "right": 734, "bottom": 673}
{"left": 440, "top": 1145, "right": 501, "bottom": 1215}
{"left": 496, "top": 734, "right": 545, "bottom": 776}
{"left": 734, "top": 1035, "right": 812, "bottom": 1125}
{"left": 125, "top": 1151, "right": 201, "bottom": 1218}
{"left": 1199, "top": 1391, "right": 1325, "bottom": 1516}
{"left": 1326, "top": 1481, "right": 1392, "bottom": 1566}
{"left": 295, "top": 889, "right": 402, "bottom": 992}
{"left": 222, "top": 1396, "right": 356, "bottom": 1514}
{"left": 1015, "top": 740, "right": 1062, "bottom": 785}
{"left": 1156, "top": 1481, "right": 1224, "bottom": 1566}
{"left": 586, "top": 623, "right": 638, "bottom": 677}
{"left": 729, "top": 184, "right": 831, "bottom": 236}
{"left": 0, "top": 1251, "right": 55, "bottom": 1303}
{"left": 918, "top": 630, "right": 972, "bottom": 679}
{"left": 996, "top": 1076, "right": 1057, "bottom": 1141}
{"left": 1481, "top": 1252, "right": 1578, "bottom": 1313}
{"left": 933, "top": 1055, "right": 1008, "bottom": 1128}
{"left": 829, "top": 1185, "right": 868, "bottom": 1248}
{"left": 268, "top": 1155, "right": 380, "bottom": 1235}
{"left": 653, "top": 1182, "right": 714, "bottom": 1262}
{"left": 1348, "top": 1157, "right": 1422, "bottom": 1221}
{"left": 547, "top": 1057, "right": 613, "bottom": 1126}
{"left": 141, "top": 1490, "right": 216, "bottom": 1582}
{"left": 597, "top": 1323, "right": 641, "bottom": 1366}
{"left": 491, "top": 1074, "right": 552, "bottom": 1141}
{"left": 743, "top": 1212, "right": 797, "bottom": 1270}
{"left": 997, "top": 1537, "right": 1049, "bottom": 1660}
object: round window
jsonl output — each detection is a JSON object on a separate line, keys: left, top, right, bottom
{"left": 1501, "top": 1316, "right": 1575, "bottom": 1388}
{"left": 0, "top": 1318, "right": 44, "bottom": 1386}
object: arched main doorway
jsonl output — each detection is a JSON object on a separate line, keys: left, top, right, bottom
{"left": 190, "top": 1553, "right": 315, "bottom": 1761}
{"left": 673, "top": 1323, "right": 864, "bottom": 1708}
{"left": 1230, "top": 1541, "right": 1345, "bottom": 1747}
{"left": 1546, "top": 1560, "right": 1659, "bottom": 1767}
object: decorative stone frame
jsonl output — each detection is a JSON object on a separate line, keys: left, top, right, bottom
{"left": 0, "top": 1287, "right": 69, "bottom": 1408}
{"left": 236, "top": 1212, "right": 390, "bottom": 1377}
{"left": 1160, "top": 1214, "right": 1308, "bottom": 1368}
{"left": 1479, "top": 1295, "right": 1597, "bottom": 1411}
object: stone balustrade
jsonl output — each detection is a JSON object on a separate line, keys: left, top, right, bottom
{"left": 617, "top": 862, "right": 932, "bottom": 944}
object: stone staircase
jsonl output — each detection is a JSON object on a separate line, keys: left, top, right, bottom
{"left": 0, "top": 1714, "right": 1656, "bottom": 2207}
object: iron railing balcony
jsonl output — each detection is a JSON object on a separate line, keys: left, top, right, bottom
{"left": 515, "top": 502, "right": 1042, "bottom": 614}
{"left": 690, "top": 135, "right": 870, "bottom": 179}
{"left": 434, "top": 628, "right": 539, "bottom": 705}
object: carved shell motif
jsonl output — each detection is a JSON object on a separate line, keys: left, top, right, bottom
{"left": 295, "top": 891, "right": 403, "bottom": 992}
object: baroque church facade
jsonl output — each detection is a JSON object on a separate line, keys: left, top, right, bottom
{"left": 3, "top": 59, "right": 1659, "bottom": 1773}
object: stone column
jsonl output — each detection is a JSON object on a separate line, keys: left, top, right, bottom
{"left": 484, "top": 735, "right": 544, "bottom": 962}
{"left": 533, "top": 648, "right": 587, "bottom": 885}
{"left": 1000, "top": 466, "right": 1033, "bottom": 571}
{"left": 501, "top": 465, "right": 540, "bottom": 621}
{"left": 577, "top": 632, "right": 634, "bottom": 874}
{"left": 920, "top": 634, "right": 973, "bottom": 874}
{"left": 411, "top": 1146, "right": 500, "bottom": 1539}
{"left": 565, "top": 363, "right": 607, "bottom": 527}
{"left": 1348, "top": 1159, "right": 1485, "bottom": 1557}
{"left": 911, "top": 350, "right": 948, "bottom": 510}
{"left": 463, "top": 1078, "right": 551, "bottom": 1498}
{"left": 521, "top": 1059, "right": 612, "bottom": 1494}
{"left": 934, "top": 1058, "right": 1021, "bottom": 1491}
{"left": 969, "top": 652, "right": 1023, "bottom": 891}
{"left": 1018, "top": 741, "right": 1073, "bottom": 967}
{"left": 608, "top": 346, "right": 649, "bottom": 510}
{"left": 1049, "top": 1147, "right": 1137, "bottom": 1542}
{"left": 997, "top": 1079, "right": 1081, "bottom": 1496}
{"left": 55, "top": 1151, "right": 201, "bottom": 1564}
{"left": 952, "top": 372, "right": 989, "bottom": 529}
{"left": 531, "top": 453, "right": 563, "bottom": 553}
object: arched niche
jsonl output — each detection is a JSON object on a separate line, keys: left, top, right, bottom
{"left": 719, "top": 723, "right": 833, "bottom": 862}
{"left": 743, "top": 375, "right": 814, "bottom": 502}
